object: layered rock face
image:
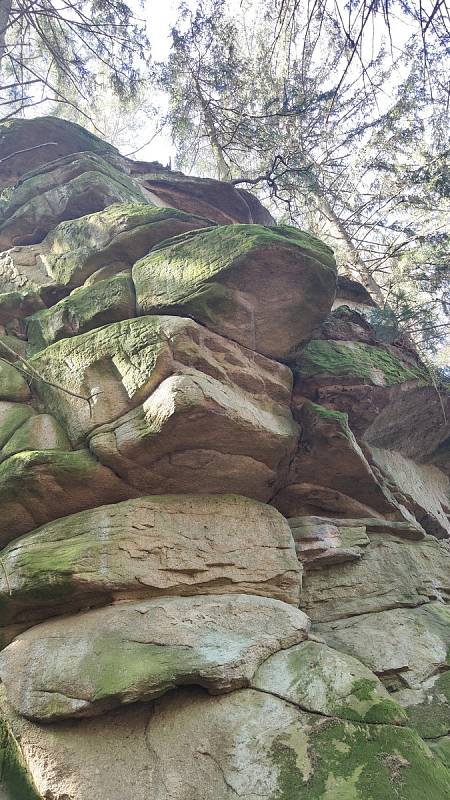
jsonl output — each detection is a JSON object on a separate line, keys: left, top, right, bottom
{"left": 0, "top": 115, "right": 449, "bottom": 799}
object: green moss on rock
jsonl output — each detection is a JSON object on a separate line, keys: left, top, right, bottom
{"left": 0, "top": 414, "right": 71, "bottom": 461}
{"left": 298, "top": 339, "right": 429, "bottom": 386}
{"left": 400, "top": 672, "right": 450, "bottom": 739}
{"left": 0, "top": 362, "right": 30, "bottom": 401}
{"left": 133, "top": 223, "right": 337, "bottom": 359}
{"left": 43, "top": 202, "right": 211, "bottom": 288}
{"left": 0, "top": 719, "right": 41, "bottom": 799}
{"left": 271, "top": 715, "right": 450, "bottom": 800}
{"left": 0, "top": 404, "right": 34, "bottom": 449}
{"left": 26, "top": 272, "right": 136, "bottom": 352}
{"left": 252, "top": 641, "right": 407, "bottom": 725}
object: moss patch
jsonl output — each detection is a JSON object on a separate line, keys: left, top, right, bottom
{"left": 403, "top": 672, "right": 450, "bottom": 738}
{"left": 298, "top": 339, "right": 429, "bottom": 386}
{"left": 0, "top": 719, "right": 41, "bottom": 799}
{"left": 271, "top": 715, "right": 450, "bottom": 800}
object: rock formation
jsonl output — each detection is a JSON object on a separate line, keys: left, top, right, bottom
{"left": 0, "top": 115, "right": 449, "bottom": 799}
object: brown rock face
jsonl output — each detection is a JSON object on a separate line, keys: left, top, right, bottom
{"left": 30, "top": 315, "right": 298, "bottom": 500}
{"left": 137, "top": 172, "right": 275, "bottom": 224}
{"left": 0, "top": 153, "right": 147, "bottom": 250}
{"left": 0, "top": 116, "right": 122, "bottom": 188}
{"left": 0, "top": 116, "right": 274, "bottom": 225}
{"left": 272, "top": 399, "right": 417, "bottom": 523}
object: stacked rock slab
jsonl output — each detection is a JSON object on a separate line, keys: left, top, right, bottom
{"left": 0, "top": 116, "right": 449, "bottom": 800}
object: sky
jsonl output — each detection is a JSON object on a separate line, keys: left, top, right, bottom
{"left": 119, "top": 0, "right": 417, "bottom": 166}
{"left": 122, "top": 0, "right": 186, "bottom": 164}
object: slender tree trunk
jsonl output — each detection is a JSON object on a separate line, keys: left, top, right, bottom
{"left": 308, "top": 178, "right": 385, "bottom": 305}
{"left": 0, "top": 0, "right": 13, "bottom": 69}
{"left": 193, "top": 76, "right": 232, "bottom": 182}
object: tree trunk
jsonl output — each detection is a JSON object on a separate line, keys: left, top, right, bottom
{"left": 308, "top": 178, "right": 385, "bottom": 305}
{"left": 193, "top": 76, "right": 232, "bottom": 182}
{"left": 0, "top": 0, "right": 13, "bottom": 68}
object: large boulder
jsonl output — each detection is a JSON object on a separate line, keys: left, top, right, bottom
{"left": 295, "top": 308, "right": 450, "bottom": 472}
{"left": 295, "top": 337, "right": 430, "bottom": 436}
{"left": 316, "top": 602, "right": 450, "bottom": 689}
{"left": 135, "top": 169, "right": 274, "bottom": 225}
{"left": 0, "top": 153, "right": 147, "bottom": 249}
{"left": 252, "top": 640, "right": 406, "bottom": 724}
{"left": 0, "top": 116, "right": 121, "bottom": 189}
{"left": 25, "top": 272, "right": 136, "bottom": 352}
{"left": 88, "top": 370, "right": 296, "bottom": 500}
{"left": 0, "top": 595, "right": 309, "bottom": 721}
{"left": 4, "top": 686, "right": 446, "bottom": 800}
{"left": 133, "top": 224, "right": 336, "bottom": 359}
{"left": 37, "top": 202, "right": 212, "bottom": 289}
{"left": 272, "top": 400, "right": 418, "bottom": 523}
{"left": 30, "top": 316, "right": 298, "bottom": 500}
{"left": 1, "top": 681, "right": 449, "bottom": 800}
{"left": 0, "top": 495, "right": 301, "bottom": 627}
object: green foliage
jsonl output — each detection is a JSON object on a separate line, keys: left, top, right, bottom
{"left": 0, "top": 0, "right": 149, "bottom": 125}
{"left": 158, "top": 0, "right": 449, "bottom": 358}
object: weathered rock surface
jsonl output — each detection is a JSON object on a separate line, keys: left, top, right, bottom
{"left": 395, "top": 672, "right": 450, "bottom": 739}
{"left": 26, "top": 271, "right": 136, "bottom": 352}
{"left": 0, "top": 595, "right": 309, "bottom": 721}
{"left": 0, "top": 495, "right": 300, "bottom": 626}
{"left": 296, "top": 308, "right": 450, "bottom": 474}
{"left": 0, "top": 242, "right": 59, "bottom": 299}
{"left": 30, "top": 315, "right": 294, "bottom": 441}
{"left": 0, "top": 153, "right": 147, "bottom": 249}
{"left": 89, "top": 370, "right": 297, "bottom": 500}
{"left": 38, "top": 202, "right": 211, "bottom": 288}
{"left": 0, "top": 360, "right": 30, "bottom": 401}
{"left": 273, "top": 481, "right": 392, "bottom": 519}
{"left": 253, "top": 640, "right": 406, "bottom": 724}
{"left": 295, "top": 337, "right": 429, "bottom": 434}
{"left": 289, "top": 515, "right": 423, "bottom": 569}
{"left": 30, "top": 315, "right": 297, "bottom": 499}
{"left": 0, "top": 116, "right": 121, "bottom": 189}
{"left": 288, "top": 516, "right": 370, "bottom": 567}
{"left": 0, "top": 412, "right": 70, "bottom": 462}
{"left": 316, "top": 602, "right": 450, "bottom": 688}
{"left": 0, "top": 449, "right": 134, "bottom": 544}
{"left": 0, "top": 116, "right": 275, "bottom": 225}
{"left": 0, "top": 288, "right": 45, "bottom": 327}
{"left": 272, "top": 400, "right": 416, "bottom": 523}
{"left": 0, "top": 116, "right": 449, "bottom": 799}
{"left": 7, "top": 686, "right": 445, "bottom": 800}
{"left": 135, "top": 166, "right": 275, "bottom": 224}
{"left": 370, "top": 445, "right": 450, "bottom": 538}
{"left": 301, "top": 533, "right": 450, "bottom": 622}
{"left": 133, "top": 224, "right": 336, "bottom": 359}
{"left": 0, "top": 401, "right": 34, "bottom": 448}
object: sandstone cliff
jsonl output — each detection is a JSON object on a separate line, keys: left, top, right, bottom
{"left": 0, "top": 115, "right": 449, "bottom": 800}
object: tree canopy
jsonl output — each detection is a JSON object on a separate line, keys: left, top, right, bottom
{"left": 157, "top": 0, "right": 449, "bottom": 359}
{"left": 0, "top": 0, "right": 149, "bottom": 126}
